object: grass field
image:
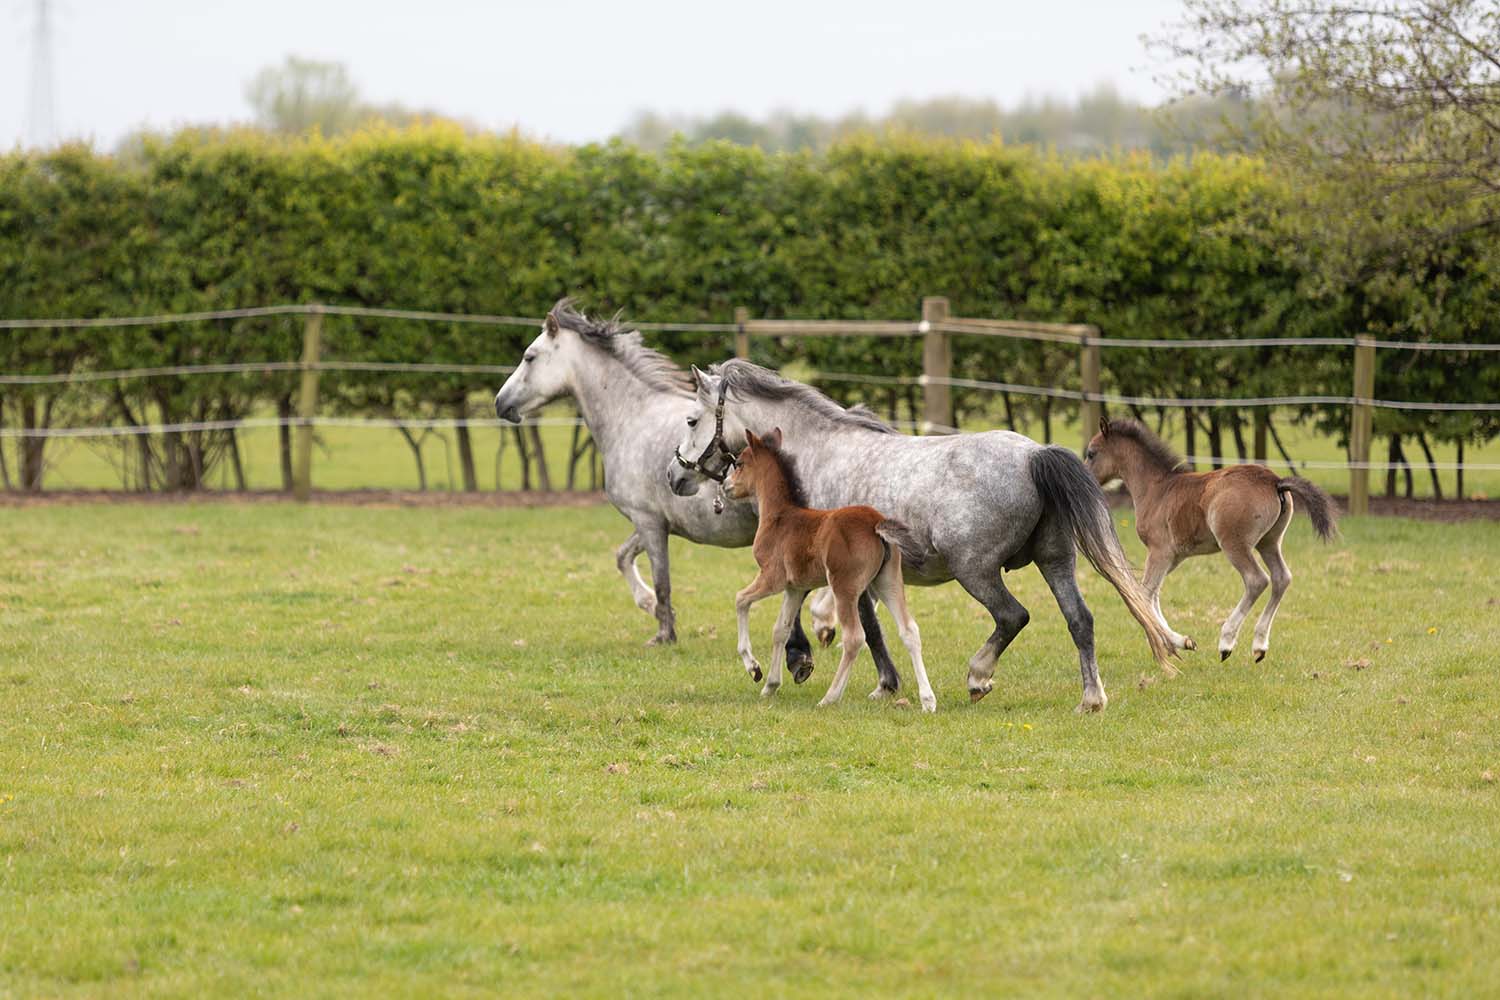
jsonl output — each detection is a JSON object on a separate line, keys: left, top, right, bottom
{"left": 27, "top": 400, "right": 1500, "bottom": 501}
{"left": 2, "top": 501, "right": 1498, "bottom": 996}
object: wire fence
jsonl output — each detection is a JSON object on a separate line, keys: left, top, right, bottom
{"left": 3, "top": 303, "right": 1497, "bottom": 501}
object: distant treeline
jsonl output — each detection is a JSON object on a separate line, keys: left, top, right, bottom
{"left": 618, "top": 87, "right": 1249, "bottom": 157}
{"left": 1, "top": 129, "right": 1494, "bottom": 492}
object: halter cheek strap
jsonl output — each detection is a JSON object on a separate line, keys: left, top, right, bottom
{"left": 674, "top": 381, "right": 738, "bottom": 484}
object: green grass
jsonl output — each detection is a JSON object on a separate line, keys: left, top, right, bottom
{"left": 28, "top": 399, "right": 1500, "bottom": 500}
{"left": 2, "top": 502, "right": 1498, "bottom": 996}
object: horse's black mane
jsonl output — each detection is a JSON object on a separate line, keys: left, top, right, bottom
{"left": 1105, "top": 418, "right": 1187, "bottom": 474}
{"left": 549, "top": 297, "right": 694, "bottom": 397}
{"left": 711, "top": 359, "right": 896, "bottom": 435}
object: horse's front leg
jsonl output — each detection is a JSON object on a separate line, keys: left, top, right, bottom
{"left": 615, "top": 530, "right": 656, "bottom": 616}
{"left": 735, "top": 572, "right": 780, "bottom": 683}
{"left": 638, "top": 521, "right": 676, "bottom": 645}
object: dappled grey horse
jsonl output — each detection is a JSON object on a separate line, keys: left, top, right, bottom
{"left": 492, "top": 300, "right": 900, "bottom": 689}
{"left": 667, "top": 360, "right": 1177, "bottom": 712}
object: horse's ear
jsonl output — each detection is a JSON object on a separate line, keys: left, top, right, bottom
{"left": 544, "top": 311, "right": 560, "bottom": 337}
{"left": 764, "top": 427, "right": 783, "bottom": 450}
{"left": 1099, "top": 416, "right": 1110, "bottom": 437}
{"left": 689, "top": 365, "right": 709, "bottom": 394}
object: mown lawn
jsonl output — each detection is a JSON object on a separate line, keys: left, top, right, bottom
{"left": 1, "top": 501, "right": 1497, "bottom": 996}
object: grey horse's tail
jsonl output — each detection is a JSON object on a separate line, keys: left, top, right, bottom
{"left": 1276, "top": 477, "right": 1339, "bottom": 541}
{"left": 1028, "top": 446, "right": 1177, "bottom": 668}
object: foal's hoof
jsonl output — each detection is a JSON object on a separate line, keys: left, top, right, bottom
{"left": 1254, "top": 650, "right": 1266, "bottom": 663}
{"left": 1220, "top": 649, "right": 1231, "bottom": 662}
{"left": 969, "top": 683, "right": 993, "bottom": 704}
{"left": 791, "top": 662, "right": 814, "bottom": 685}
{"left": 749, "top": 665, "right": 764, "bottom": 683}
{"left": 815, "top": 626, "right": 836, "bottom": 648}
{"left": 1182, "top": 636, "right": 1198, "bottom": 652}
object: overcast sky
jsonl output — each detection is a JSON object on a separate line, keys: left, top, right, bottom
{"left": 3, "top": 0, "right": 1187, "bottom": 150}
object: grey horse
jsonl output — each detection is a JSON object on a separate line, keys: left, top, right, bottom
{"left": 492, "top": 300, "right": 900, "bottom": 689}
{"left": 666, "top": 360, "right": 1177, "bottom": 713}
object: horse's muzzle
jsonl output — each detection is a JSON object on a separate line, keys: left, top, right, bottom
{"left": 495, "top": 398, "right": 520, "bottom": 423}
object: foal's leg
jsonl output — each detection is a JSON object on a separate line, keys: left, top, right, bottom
{"left": 1250, "top": 496, "right": 1295, "bottom": 662}
{"left": 870, "top": 559, "right": 934, "bottom": 712}
{"left": 951, "top": 565, "right": 1030, "bottom": 703}
{"left": 615, "top": 530, "right": 657, "bottom": 615}
{"left": 1141, "top": 548, "right": 1195, "bottom": 652}
{"left": 764, "top": 589, "right": 808, "bottom": 698}
{"left": 638, "top": 520, "right": 677, "bottom": 645}
{"left": 1035, "top": 545, "right": 1108, "bottom": 713}
{"left": 810, "top": 588, "right": 901, "bottom": 696}
{"left": 1216, "top": 540, "right": 1269, "bottom": 661}
{"left": 818, "top": 586, "right": 867, "bottom": 708}
{"left": 735, "top": 572, "right": 781, "bottom": 683}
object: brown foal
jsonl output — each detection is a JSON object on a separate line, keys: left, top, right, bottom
{"left": 726, "top": 429, "right": 936, "bottom": 711}
{"left": 1085, "top": 418, "right": 1337, "bottom": 662}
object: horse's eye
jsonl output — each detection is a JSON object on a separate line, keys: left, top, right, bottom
{"left": 523, "top": 353, "right": 537, "bottom": 364}
{"left": 686, "top": 417, "right": 698, "bottom": 428}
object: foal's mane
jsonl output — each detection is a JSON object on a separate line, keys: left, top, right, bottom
{"left": 748, "top": 436, "right": 810, "bottom": 508}
{"left": 711, "top": 359, "right": 896, "bottom": 435}
{"left": 550, "top": 297, "right": 694, "bottom": 398}
{"left": 1105, "top": 418, "right": 1187, "bottom": 474}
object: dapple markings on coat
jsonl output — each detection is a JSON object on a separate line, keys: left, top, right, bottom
{"left": 668, "top": 360, "right": 1178, "bottom": 713}
{"left": 492, "top": 300, "right": 901, "bottom": 689}
{"left": 1084, "top": 418, "right": 1337, "bottom": 662}
{"left": 726, "top": 428, "right": 936, "bottom": 711}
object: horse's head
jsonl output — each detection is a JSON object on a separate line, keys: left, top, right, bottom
{"left": 724, "top": 427, "right": 782, "bottom": 500}
{"left": 667, "top": 365, "right": 744, "bottom": 497}
{"left": 494, "top": 303, "right": 582, "bottom": 423}
{"left": 1083, "top": 416, "right": 1121, "bottom": 485}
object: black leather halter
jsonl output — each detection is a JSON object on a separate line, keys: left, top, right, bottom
{"left": 674, "top": 381, "right": 739, "bottom": 484}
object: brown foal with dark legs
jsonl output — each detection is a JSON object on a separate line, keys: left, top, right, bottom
{"left": 726, "top": 428, "right": 936, "bottom": 711}
{"left": 1085, "top": 418, "right": 1337, "bottom": 663}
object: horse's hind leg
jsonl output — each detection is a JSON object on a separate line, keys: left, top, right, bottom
{"left": 952, "top": 565, "right": 1030, "bottom": 703}
{"left": 615, "top": 531, "right": 656, "bottom": 615}
{"left": 1035, "top": 546, "right": 1107, "bottom": 714}
{"left": 818, "top": 587, "right": 867, "bottom": 708}
{"left": 1250, "top": 496, "right": 1295, "bottom": 662}
{"left": 1216, "top": 540, "right": 1269, "bottom": 661}
{"left": 870, "top": 557, "right": 934, "bottom": 712}
{"left": 809, "top": 588, "right": 837, "bottom": 645}
{"left": 765, "top": 589, "right": 808, "bottom": 698}
{"left": 786, "top": 613, "right": 815, "bottom": 684}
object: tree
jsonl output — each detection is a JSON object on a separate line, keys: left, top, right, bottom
{"left": 1153, "top": 0, "right": 1500, "bottom": 277}
{"left": 246, "top": 57, "right": 365, "bottom": 136}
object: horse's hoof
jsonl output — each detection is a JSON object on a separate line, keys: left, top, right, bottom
{"left": 1220, "top": 649, "right": 1231, "bottom": 662}
{"left": 646, "top": 633, "right": 676, "bottom": 647}
{"left": 815, "top": 626, "right": 836, "bottom": 648}
{"left": 868, "top": 686, "right": 895, "bottom": 701}
{"left": 1254, "top": 650, "right": 1266, "bottom": 663}
{"left": 1076, "top": 693, "right": 1108, "bottom": 714}
{"left": 749, "top": 665, "right": 763, "bottom": 683}
{"left": 1183, "top": 636, "right": 1198, "bottom": 651}
{"left": 761, "top": 683, "right": 780, "bottom": 698}
{"left": 921, "top": 697, "right": 937, "bottom": 713}
{"left": 969, "top": 685, "right": 992, "bottom": 703}
{"left": 791, "top": 662, "right": 814, "bottom": 685}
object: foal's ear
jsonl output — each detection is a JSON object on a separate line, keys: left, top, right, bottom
{"left": 745, "top": 430, "right": 761, "bottom": 450}
{"left": 1098, "top": 416, "right": 1111, "bottom": 437}
{"left": 763, "top": 427, "right": 783, "bottom": 450}
{"left": 544, "top": 311, "right": 560, "bottom": 337}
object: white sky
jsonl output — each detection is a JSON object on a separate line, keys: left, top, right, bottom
{"left": 2, "top": 0, "right": 1187, "bottom": 150}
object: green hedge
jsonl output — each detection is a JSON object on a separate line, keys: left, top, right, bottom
{"left": 1, "top": 127, "right": 1495, "bottom": 490}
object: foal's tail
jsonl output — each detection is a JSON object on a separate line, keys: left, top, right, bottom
{"left": 1276, "top": 477, "right": 1339, "bottom": 541}
{"left": 1028, "top": 446, "right": 1177, "bottom": 668}
{"left": 874, "top": 518, "right": 925, "bottom": 575}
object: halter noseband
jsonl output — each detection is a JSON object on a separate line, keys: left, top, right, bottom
{"left": 674, "top": 380, "right": 739, "bottom": 484}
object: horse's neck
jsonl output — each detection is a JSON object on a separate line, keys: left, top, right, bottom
{"left": 732, "top": 401, "right": 867, "bottom": 504}
{"left": 569, "top": 352, "right": 677, "bottom": 457}
{"left": 1118, "top": 444, "right": 1173, "bottom": 507}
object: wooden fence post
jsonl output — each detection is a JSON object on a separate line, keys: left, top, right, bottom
{"left": 921, "top": 296, "right": 951, "bottom": 434}
{"left": 1348, "top": 334, "right": 1376, "bottom": 516}
{"left": 293, "top": 305, "right": 323, "bottom": 502}
{"left": 734, "top": 306, "right": 750, "bottom": 359}
{"left": 1079, "top": 325, "right": 1102, "bottom": 455}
